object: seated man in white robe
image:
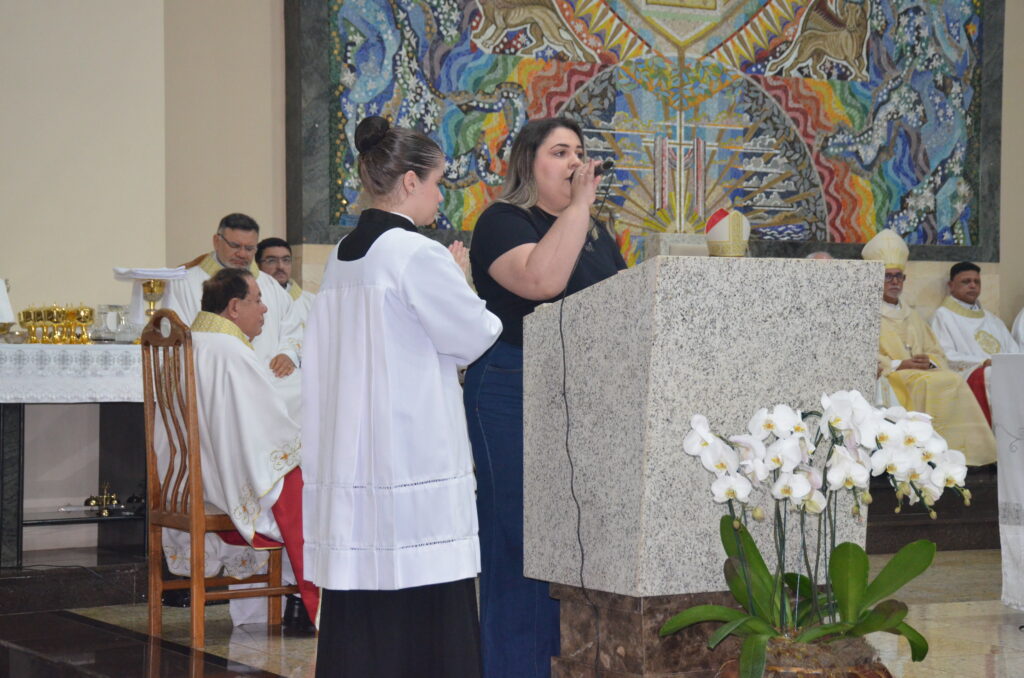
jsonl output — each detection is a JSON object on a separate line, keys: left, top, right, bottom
{"left": 930, "top": 261, "right": 1021, "bottom": 423}
{"left": 159, "top": 268, "right": 318, "bottom": 626}
{"left": 1013, "top": 306, "right": 1024, "bottom": 347}
{"left": 164, "top": 213, "right": 304, "bottom": 421}
{"left": 863, "top": 229, "right": 996, "bottom": 465}
{"left": 256, "top": 237, "right": 314, "bottom": 325}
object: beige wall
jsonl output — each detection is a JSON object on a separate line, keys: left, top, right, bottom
{"left": 164, "top": 0, "right": 286, "bottom": 267}
{"left": 0, "top": 0, "right": 166, "bottom": 310}
{"left": 1000, "top": 0, "right": 1024, "bottom": 327}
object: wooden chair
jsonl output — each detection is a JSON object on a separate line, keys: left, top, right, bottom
{"left": 142, "top": 309, "right": 297, "bottom": 649}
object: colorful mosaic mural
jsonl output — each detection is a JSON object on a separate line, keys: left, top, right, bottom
{"left": 328, "top": 0, "right": 990, "bottom": 256}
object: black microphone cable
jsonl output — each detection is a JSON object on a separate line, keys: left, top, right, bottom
{"left": 555, "top": 165, "right": 615, "bottom": 677}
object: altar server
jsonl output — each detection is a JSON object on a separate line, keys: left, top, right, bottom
{"left": 930, "top": 261, "right": 1021, "bottom": 422}
{"left": 864, "top": 230, "right": 996, "bottom": 465}
{"left": 159, "top": 268, "right": 318, "bottom": 625}
{"left": 164, "top": 213, "right": 304, "bottom": 420}
{"left": 302, "top": 116, "right": 500, "bottom": 677}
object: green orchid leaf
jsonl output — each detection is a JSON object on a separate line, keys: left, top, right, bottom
{"left": 793, "top": 622, "right": 853, "bottom": 643}
{"left": 849, "top": 599, "right": 908, "bottom": 636}
{"left": 783, "top": 572, "right": 814, "bottom": 599}
{"left": 720, "top": 515, "right": 771, "bottom": 580}
{"left": 660, "top": 605, "right": 750, "bottom": 636}
{"left": 884, "top": 621, "right": 929, "bottom": 662}
{"left": 707, "top": 617, "right": 757, "bottom": 648}
{"left": 726, "top": 557, "right": 778, "bottom": 625}
{"left": 739, "top": 634, "right": 769, "bottom": 678}
{"left": 863, "top": 540, "right": 936, "bottom": 609}
{"left": 829, "top": 542, "right": 869, "bottom": 623}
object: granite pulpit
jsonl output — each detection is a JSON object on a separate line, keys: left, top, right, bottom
{"left": 522, "top": 255, "right": 883, "bottom": 677}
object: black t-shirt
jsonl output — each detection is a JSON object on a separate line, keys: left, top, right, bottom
{"left": 469, "top": 202, "right": 627, "bottom": 347}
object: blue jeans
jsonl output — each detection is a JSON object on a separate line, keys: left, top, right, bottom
{"left": 464, "top": 341, "right": 560, "bottom": 678}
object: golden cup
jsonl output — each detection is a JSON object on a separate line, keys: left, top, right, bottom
{"left": 141, "top": 279, "right": 166, "bottom": 317}
{"left": 76, "top": 306, "right": 94, "bottom": 344}
{"left": 48, "top": 305, "right": 65, "bottom": 344}
{"left": 19, "top": 309, "right": 37, "bottom": 343}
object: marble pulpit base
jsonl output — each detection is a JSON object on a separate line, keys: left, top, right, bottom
{"left": 551, "top": 584, "right": 740, "bottom": 677}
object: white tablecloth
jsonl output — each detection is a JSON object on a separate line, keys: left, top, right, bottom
{"left": 994, "top": 353, "right": 1024, "bottom": 610}
{"left": 0, "top": 344, "right": 142, "bottom": 403}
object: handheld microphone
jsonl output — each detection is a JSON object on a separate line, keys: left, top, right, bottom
{"left": 593, "top": 158, "right": 615, "bottom": 177}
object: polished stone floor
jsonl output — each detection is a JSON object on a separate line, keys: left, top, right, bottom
{"left": 0, "top": 548, "right": 1018, "bottom": 676}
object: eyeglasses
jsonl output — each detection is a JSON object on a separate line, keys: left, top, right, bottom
{"left": 217, "top": 233, "right": 257, "bottom": 253}
{"left": 884, "top": 272, "right": 906, "bottom": 282}
{"left": 260, "top": 256, "right": 292, "bottom": 266}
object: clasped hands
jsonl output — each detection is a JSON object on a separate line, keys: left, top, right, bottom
{"left": 897, "top": 354, "right": 934, "bottom": 371}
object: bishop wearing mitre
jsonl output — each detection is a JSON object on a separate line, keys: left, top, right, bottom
{"left": 863, "top": 229, "right": 996, "bottom": 466}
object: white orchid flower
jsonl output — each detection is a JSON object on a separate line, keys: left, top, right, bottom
{"left": 767, "top": 436, "right": 803, "bottom": 473}
{"left": 874, "top": 418, "right": 903, "bottom": 450}
{"left": 889, "top": 456, "right": 933, "bottom": 485}
{"left": 896, "top": 417, "right": 936, "bottom": 449}
{"left": 747, "top": 407, "right": 777, "bottom": 441}
{"left": 772, "top": 472, "right": 812, "bottom": 503}
{"left": 769, "top": 404, "right": 801, "bottom": 438}
{"left": 800, "top": 489, "right": 827, "bottom": 514}
{"left": 918, "top": 479, "right": 944, "bottom": 507}
{"left": 931, "top": 449, "right": 967, "bottom": 488}
{"left": 797, "top": 463, "right": 824, "bottom": 491}
{"left": 683, "top": 414, "right": 719, "bottom": 456}
{"left": 919, "top": 433, "right": 949, "bottom": 464}
{"left": 711, "top": 473, "right": 753, "bottom": 504}
{"left": 826, "top": 448, "right": 869, "bottom": 490}
{"left": 820, "top": 390, "right": 856, "bottom": 435}
{"left": 870, "top": 445, "right": 917, "bottom": 478}
{"left": 730, "top": 434, "right": 771, "bottom": 481}
{"left": 700, "top": 443, "right": 739, "bottom": 477}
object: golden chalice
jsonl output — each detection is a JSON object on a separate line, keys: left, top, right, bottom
{"left": 19, "top": 309, "right": 37, "bottom": 343}
{"left": 37, "top": 307, "right": 53, "bottom": 343}
{"left": 76, "top": 306, "right": 94, "bottom": 344}
{"left": 48, "top": 305, "right": 66, "bottom": 344}
{"left": 63, "top": 306, "right": 79, "bottom": 344}
{"left": 141, "top": 279, "right": 166, "bottom": 317}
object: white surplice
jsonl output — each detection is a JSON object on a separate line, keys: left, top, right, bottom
{"left": 302, "top": 213, "right": 501, "bottom": 592}
{"left": 164, "top": 253, "right": 304, "bottom": 421}
{"left": 159, "top": 312, "right": 300, "bottom": 577}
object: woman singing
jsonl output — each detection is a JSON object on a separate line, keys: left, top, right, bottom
{"left": 303, "top": 116, "right": 502, "bottom": 677}
{"left": 465, "top": 117, "right": 626, "bottom": 678}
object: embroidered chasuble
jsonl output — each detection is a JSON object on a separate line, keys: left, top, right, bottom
{"left": 930, "top": 296, "right": 1021, "bottom": 372}
{"left": 879, "top": 302, "right": 996, "bottom": 465}
{"left": 159, "top": 312, "right": 301, "bottom": 579}
{"left": 164, "top": 253, "right": 305, "bottom": 420}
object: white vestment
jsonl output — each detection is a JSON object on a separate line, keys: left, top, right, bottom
{"left": 164, "top": 253, "right": 304, "bottom": 421}
{"left": 302, "top": 214, "right": 501, "bottom": 591}
{"left": 1013, "top": 307, "right": 1024, "bottom": 347}
{"left": 158, "top": 312, "right": 302, "bottom": 623}
{"left": 931, "top": 296, "right": 1021, "bottom": 399}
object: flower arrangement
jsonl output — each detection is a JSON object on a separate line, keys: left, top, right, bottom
{"left": 660, "top": 390, "right": 970, "bottom": 678}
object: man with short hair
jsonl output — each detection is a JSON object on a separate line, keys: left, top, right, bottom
{"left": 164, "top": 213, "right": 303, "bottom": 419}
{"left": 863, "top": 230, "right": 995, "bottom": 465}
{"left": 930, "top": 261, "right": 1021, "bottom": 422}
{"left": 256, "top": 237, "right": 314, "bottom": 324}
{"left": 158, "top": 268, "right": 317, "bottom": 627}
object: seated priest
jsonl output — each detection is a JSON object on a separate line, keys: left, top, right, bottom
{"left": 863, "top": 229, "right": 996, "bottom": 466}
{"left": 164, "top": 213, "right": 303, "bottom": 421}
{"left": 256, "top": 237, "right": 314, "bottom": 325}
{"left": 930, "top": 261, "right": 1021, "bottom": 423}
{"left": 158, "top": 268, "right": 318, "bottom": 626}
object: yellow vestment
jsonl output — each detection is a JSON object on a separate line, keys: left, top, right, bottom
{"left": 878, "top": 302, "right": 996, "bottom": 465}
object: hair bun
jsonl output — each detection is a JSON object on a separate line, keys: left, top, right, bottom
{"left": 355, "top": 116, "right": 390, "bottom": 153}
